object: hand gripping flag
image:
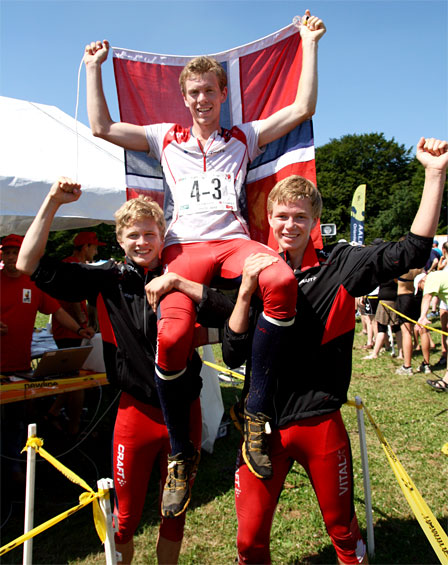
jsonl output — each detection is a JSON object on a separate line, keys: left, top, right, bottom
{"left": 112, "top": 22, "right": 322, "bottom": 248}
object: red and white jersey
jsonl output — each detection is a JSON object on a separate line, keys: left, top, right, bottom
{"left": 144, "top": 122, "right": 263, "bottom": 247}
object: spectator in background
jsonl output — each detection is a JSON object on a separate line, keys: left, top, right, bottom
{"left": 424, "top": 240, "right": 443, "bottom": 318}
{"left": 395, "top": 267, "right": 423, "bottom": 375}
{"left": 0, "top": 234, "right": 94, "bottom": 501}
{"left": 432, "top": 239, "right": 442, "bottom": 259}
{"left": 417, "top": 270, "right": 448, "bottom": 379}
{"left": 363, "top": 277, "right": 402, "bottom": 360}
{"left": 432, "top": 242, "right": 448, "bottom": 370}
{"left": 437, "top": 241, "right": 448, "bottom": 272}
{"left": 357, "top": 291, "right": 377, "bottom": 350}
{"left": 49, "top": 231, "right": 103, "bottom": 437}
{"left": 425, "top": 240, "right": 442, "bottom": 273}
{"left": 0, "top": 234, "right": 94, "bottom": 375}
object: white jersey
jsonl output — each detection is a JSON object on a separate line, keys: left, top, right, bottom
{"left": 144, "top": 122, "right": 263, "bottom": 247}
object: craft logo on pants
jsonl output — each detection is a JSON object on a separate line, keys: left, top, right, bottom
{"left": 116, "top": 443, "right": 126, "bottom": 487}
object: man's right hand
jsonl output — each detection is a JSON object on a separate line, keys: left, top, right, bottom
{"left": 240, "top": 253, "right": 279, "bottom": 297}
{"left": 49, "top": 177, "right": 82, "bottom": 205}
{"left": 84, "top": 40, "right": 110, "bottom": 66}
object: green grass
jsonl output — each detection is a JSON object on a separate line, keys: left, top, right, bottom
{"left": 35, "top": 312, "right": 50, "bottom": 329}
{"left": 2, "top": 320, "right": 447, "bottom": 564}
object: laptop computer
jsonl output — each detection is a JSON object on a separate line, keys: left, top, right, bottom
{"left": 15, "top": 345, "right": 93, "bottom": 381}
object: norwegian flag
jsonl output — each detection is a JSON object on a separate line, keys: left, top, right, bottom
{"left": 112, "top": 22, "right": 321, "bottom": 249}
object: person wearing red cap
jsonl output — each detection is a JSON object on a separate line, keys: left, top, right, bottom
{"left": 52, "top": 231, "right": 103, "bottom": 343}
{"left": 0, "top": 234, "right": 94, "bottom": 373}
{"left": 0, "top": 233, "right": 94, "bottom": 497}
{"left": 49, "top": 231, "right": 102, "bottom": 436}
{"left": 73, "top": 231, "right": 106, "bottom": 260}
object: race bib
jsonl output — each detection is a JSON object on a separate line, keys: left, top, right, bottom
{"left": 177, "top": 172, "right": 237, "bottom": 215}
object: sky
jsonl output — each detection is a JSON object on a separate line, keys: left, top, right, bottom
{"left": 1, "top": 0, "right": 447, "bottom": 152}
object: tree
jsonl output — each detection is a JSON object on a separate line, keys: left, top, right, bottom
{"left": 315, "top": 132, "right": 420, "bottom": 242}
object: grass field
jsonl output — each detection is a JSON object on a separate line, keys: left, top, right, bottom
{"left": 1, "top": 316, "right": 447, "bottom": 564}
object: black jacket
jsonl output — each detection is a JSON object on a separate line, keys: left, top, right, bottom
{"left": 198, "top": 232, "right": 432, "bottom": 426}
{"left": 32, "top": 256, "right": 202, "bottom": 406}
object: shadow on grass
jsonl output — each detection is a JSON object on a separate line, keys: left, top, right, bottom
{"left": 297, "top": 515, "right": 443, "bottom": 564}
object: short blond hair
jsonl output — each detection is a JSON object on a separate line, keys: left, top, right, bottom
{"left": 115, "top": 196, "right": 165, "bottom": 239}
{"left": 267, "top": 175, "right": 322, "bottom": 218}
{"left": 179, "top": 56, "right": 227, "bottom": 95}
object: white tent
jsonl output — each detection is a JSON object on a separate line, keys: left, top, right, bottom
{"left": 0, "top": 96, "right": 126, "bottom": 236}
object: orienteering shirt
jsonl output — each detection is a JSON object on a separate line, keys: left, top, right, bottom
{"left": 144, "top": 122, "right": 264, "bottom": 247}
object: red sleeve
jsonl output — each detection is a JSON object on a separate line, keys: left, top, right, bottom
{"left": 38, "top": 288, "right": 61, "bottom": 315}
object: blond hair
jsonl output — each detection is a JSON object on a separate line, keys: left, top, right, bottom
{"left": 179, "top": 56, "right": 227, "bottom": 95}
{"left": 267, "top": 175, "right": 322, "bottom": 218}
{"left": 115, "top": 196, "right": 165, "bottom": 239}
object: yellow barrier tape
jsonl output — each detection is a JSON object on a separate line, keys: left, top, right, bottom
{"left": 357, "top": 400, "right": 448, "bottom": 564}
{"left": 21, "top": 437, "right": 93, "bottom": 493}
{"left": 0, "top": 491, "right": 99, "bottom": 556}
{"left": 0, "top": 435, "right": 109, "bottom": 554}
{"left": 380, "top": 300, "right": 448, "bottom": 336}
{"left": 203, "top": 360, "right": 244, "bottom": 381}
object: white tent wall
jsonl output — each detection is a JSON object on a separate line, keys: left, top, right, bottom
{"left": 0, "top": 96, "right": 126, "bottom": 236}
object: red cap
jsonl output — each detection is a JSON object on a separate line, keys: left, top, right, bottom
{"left": 73, "top": 232, "right": 105, "bottom": 247}
{"left": 1, "top": 234, "right": 24, "bottom": 249}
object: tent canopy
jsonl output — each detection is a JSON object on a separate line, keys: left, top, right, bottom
{"left": 0, "top": 96, "right": 126, "bottom": 236}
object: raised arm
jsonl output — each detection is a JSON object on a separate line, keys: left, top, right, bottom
{"left": 84, "top": 40, "right": 149, "bottom": 151}
{"left": 16, "top": 178, "right": 82, "bottom": 275}
{"left": 411, "top": 137, "right": 448, "bottom": 238}
{"left": 258, "top": 9, "right": 326, "bottom": 147}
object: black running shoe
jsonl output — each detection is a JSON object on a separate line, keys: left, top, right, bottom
{"left": 161, "top": 448, "right": 200, "bottom": 518}
{"left": 242, "top": 406, "right": 272, "bottom": 480}
{"left": 432, "top": 356, "right": 447, "bottom": 370}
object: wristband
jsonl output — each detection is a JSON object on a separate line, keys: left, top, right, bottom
{"left": 77, "top": 327, "right": 83, "bottom": 336}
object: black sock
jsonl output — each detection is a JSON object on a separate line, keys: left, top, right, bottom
{"left": 155, "top": 368, "right": 193, "bottom": 457}
{"left": 246, "top": 313, "right": 292, "bottom": 416}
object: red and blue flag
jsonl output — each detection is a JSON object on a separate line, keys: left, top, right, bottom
{"left": 112, "top": 22, "right": 321, "bottom": 248}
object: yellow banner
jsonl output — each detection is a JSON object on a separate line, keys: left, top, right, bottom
{"left": 350, "top": 184, "right": 366, "bottom": 244}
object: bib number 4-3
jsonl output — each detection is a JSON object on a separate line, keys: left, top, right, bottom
{"left": 190, "top": 177, "right": 222, "bottom": 202}
{"left": 178, "top": 172, "right": 237, "bottom": 215}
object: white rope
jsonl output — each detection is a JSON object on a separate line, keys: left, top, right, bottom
{"left": 74, "top": 57, "right": 84, "bottom": 182}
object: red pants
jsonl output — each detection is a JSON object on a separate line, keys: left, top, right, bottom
{"left": 235, "top": 411, "right": 366, "bottom": 564}
{"left": 158, "top": 239, "right": 297, "bottom": 372}
{"left": 112, "top": 393, "right": 202, "bottom": 544}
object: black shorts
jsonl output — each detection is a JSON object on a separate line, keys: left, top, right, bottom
{"left": 395, "top": 294, "right": 421, "bottom": 325}
{"left": 365, "top": 296, "right": 379, "bottom": 315}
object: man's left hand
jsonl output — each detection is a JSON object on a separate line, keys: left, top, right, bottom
{"left": 300, "top": 9, "right": 326, "bottom": 42}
